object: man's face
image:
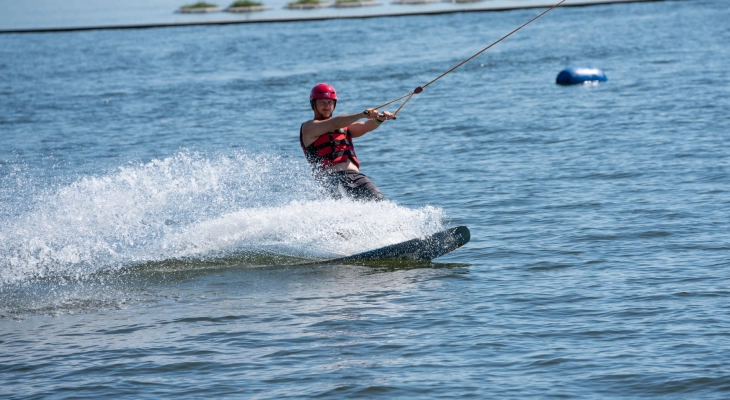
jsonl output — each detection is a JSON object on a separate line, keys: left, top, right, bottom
{"left": 315, "top": 99, "right": 335, "bottom": 118}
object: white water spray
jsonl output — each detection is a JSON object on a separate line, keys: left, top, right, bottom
{"left": 0, "top": 151, "right": 445, "bottom": 286}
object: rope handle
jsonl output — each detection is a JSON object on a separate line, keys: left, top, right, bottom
{"left": 363, "top": 110, "right": 397, "bottom": 120}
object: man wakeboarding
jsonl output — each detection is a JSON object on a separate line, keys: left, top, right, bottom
{"left": 300, "top": 83, "right": 395, "bottom": 201}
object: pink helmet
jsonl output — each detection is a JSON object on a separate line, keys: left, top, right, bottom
{"left": 310, "top": 83, "right": 337, "bottom": 100}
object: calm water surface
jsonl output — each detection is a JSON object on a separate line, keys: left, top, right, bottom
{"left": 2, "top": 0, "right": 730, "bottom": 398}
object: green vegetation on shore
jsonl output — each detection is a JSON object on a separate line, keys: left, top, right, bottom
{"left": 229, "top": 0, "right": 263, "bottom": 6}
{"left": 181, "top": 2, "right": 219, "bottom": 8}
{"left": 288, "top": 0, "right": 323, "bottom": 4}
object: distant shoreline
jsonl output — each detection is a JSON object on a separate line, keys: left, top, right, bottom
{"left": 0, "top": 0, "right": 665, "bottom": 34}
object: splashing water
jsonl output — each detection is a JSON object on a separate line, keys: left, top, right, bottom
{"left": 0, "top": 151, "right": 445, "bottom": 287}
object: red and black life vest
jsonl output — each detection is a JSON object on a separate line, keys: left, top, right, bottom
{"left": 300, "top": 125, "right": 360, "bottom": 169}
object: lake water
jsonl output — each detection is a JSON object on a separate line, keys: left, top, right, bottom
{"left": 2, "top": 0, "right": 730, "bottom": 398}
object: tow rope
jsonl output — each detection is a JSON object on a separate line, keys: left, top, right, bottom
{"left": 369, "top": 0, "right": 569, "bottom": 118}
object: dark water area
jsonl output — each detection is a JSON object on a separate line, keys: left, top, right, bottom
{"left": 2, "top": 0, "right": 730, "bottom": 398}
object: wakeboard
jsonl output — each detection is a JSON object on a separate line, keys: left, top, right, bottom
{"left": 323, "top": 226, "right": 470, "bottom": 263}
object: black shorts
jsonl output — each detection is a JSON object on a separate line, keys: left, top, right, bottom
{"left": 317, "top": 170, "right": 385, "bottom": 201}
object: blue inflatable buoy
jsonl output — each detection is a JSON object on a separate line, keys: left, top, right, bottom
{"left": 556, "top": 67, "right": 607, "bottom": 85}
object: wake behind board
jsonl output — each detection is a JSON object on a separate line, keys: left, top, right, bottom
{"left": 323, "top": 226, "right": 470, "bottom": 263}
